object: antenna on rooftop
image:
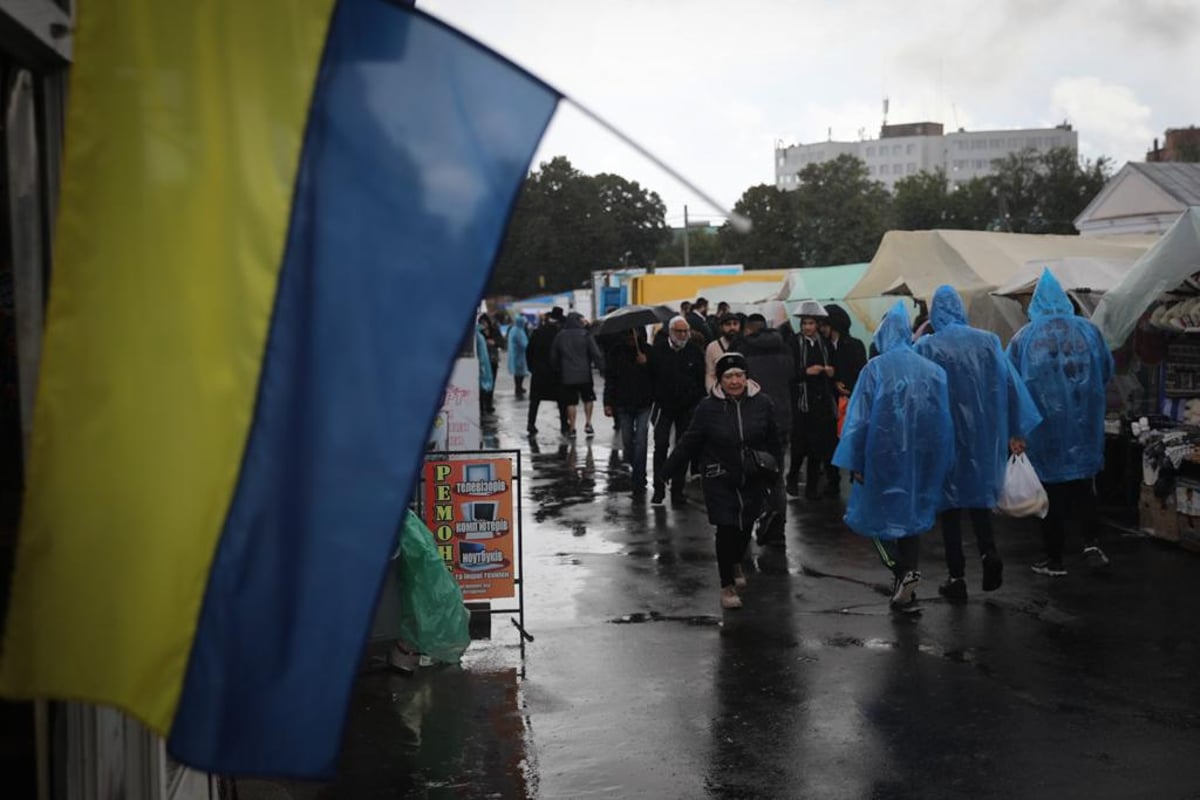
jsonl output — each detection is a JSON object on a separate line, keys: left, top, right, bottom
{"left": 882, "top": 96, "right": 889, "bottom": 128}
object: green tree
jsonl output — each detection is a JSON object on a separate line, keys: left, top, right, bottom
{"left": 949, "top": 177, "right": 1001, "bottom": 231}
{"left": 792, "top": 155, "right": 893, "bottom": 265}
{"left": 893, "top": 169, "right": 956, "bottom": 230}
{"left": 489, "top": 156, "right": 672, "bottom": 295}
{"left": 655, "top": 227, "right": 727, "bottom": 267}
{"left": 989, "top": 149, "right": 1042, "bottom": 233}
{"left": 715, "top": 184, "right": 799, "bottom": 269}
{"left": 1032, "top": 148, "right": 1111, "bottom": 233}
{"left": 893, "top": 170, "right": 1001, "bottom": 231}
{"left": 593, "top": 172, "right": 672, "bottom": 268}
{"left": 990, "top": 147, "right": 1111, "bottom": 234}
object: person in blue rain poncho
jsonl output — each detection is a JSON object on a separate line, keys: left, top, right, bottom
{"left": 507, "top": 316, "right": 530, "bottom": 398}
{"left": 1007, "top": 269, "right": 1114, "bottom": 577}
{"left": 833, "top": 301, "right": 954, "bottom": 613}
{"left": 915, "top": 286, "right": 1043, "bottom": 602}
{"left": 475, "top": 324, "right": 495, "bottom": 413}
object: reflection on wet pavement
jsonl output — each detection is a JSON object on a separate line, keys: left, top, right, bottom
{"left": 239, "top": 374, "right": 1200, "bottom": 799}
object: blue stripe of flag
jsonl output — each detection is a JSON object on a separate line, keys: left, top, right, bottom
{"left": 168, "top": 0, "right": 558, "bottom": 776}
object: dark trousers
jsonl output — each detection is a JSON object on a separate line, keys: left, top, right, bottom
{"left": 514, "top": 375, "right": 526, "bottom": 395}
{"left": 527, "top": 396, "right": 566, "bottom": 431}
{"left": 653, "top": 406, "right": 694, "bottom": 492}
{"left": 1042, "top": 478, "right": 1099, "bottom": 564}
{"left": 787, "top": 413, "right": 834, "bottom": 491}
{"left": 759, "top": 430, "right": 790, "bottom": 543}
{"left": 716, "top": 524, "right": 753, "bottom": 587}
{"left": 875, "top": 535, "right": 921, "bottom": 582}
{"left": 940, "top": 507, "right": 997, "bottom": 579}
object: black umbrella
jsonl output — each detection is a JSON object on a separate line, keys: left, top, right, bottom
{"left": 594, "top": 304, "right": 676, "bottom": 337}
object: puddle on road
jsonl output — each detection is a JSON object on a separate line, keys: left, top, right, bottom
{"left": 608, "top": 610, "right": 722, "bottom": 627}
{"left": 807, "top": 635, "right": 983, "bottom": 663}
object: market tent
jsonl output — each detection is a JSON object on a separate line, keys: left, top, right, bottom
{"left": 696, "top": 280, "right": 785, "bottom": 305}
{"left": 774, "top": 263, "right": 869, "bottom": 303}
{"left": 845, "top": 229, "right": 1156, "bottom": 324}
{"left": 767, "top": 263, "right": 907, "bottom": 341}
{"left": 966, "top": 294, "right": 1028, "bottom": 346}
{"left": 1093, "top": 207, "right": 1200, "bottom": 347}
{"left": 992, "top": 256, "right": 1136, "bottom": 298}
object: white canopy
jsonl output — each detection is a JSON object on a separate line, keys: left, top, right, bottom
{"left": 992, "top": 256, "right": 1136, "bottom": 298}
{"left": 847, "top": 228, "right": 1156, "bottom": 310}
{"left": 1093, "top": 207, "right": 1200, "bottom": 347}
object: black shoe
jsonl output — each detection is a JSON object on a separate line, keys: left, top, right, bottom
{"left": 631, "top": 486, "right": 647, "bottom": 501}
{"left": 938, "top": 577, "right": 968, "bottom": 603}
{"left": 670, "top": 492, "right": 687, "bottom": 507}
{"left": 527, "top": 425, "right": 538, "bottom": 435}
{"left": 823, "top": 482, "right": 840, "bottom": 497}
{"left": 584, "top": 423, "right": 595, "bottom": 437}
{"left": 981, "top": 553, "right": 1004, "bottom": 591}
{"left": 650, "top": 485, "right": 666, "bottom": 505}
{"left": 785, "top": 481, "right": 799, "bottom": 497}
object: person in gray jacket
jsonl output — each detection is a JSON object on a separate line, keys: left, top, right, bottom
{"left": 550, "top": 312, "right": 605, "bottom": 437}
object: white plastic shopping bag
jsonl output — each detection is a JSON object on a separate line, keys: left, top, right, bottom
{"left": 995, "top": 453, "right": 1049, "bottom": 518}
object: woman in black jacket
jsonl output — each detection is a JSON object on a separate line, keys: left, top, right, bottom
{"left": 663, "top": 352, "right": 782, "bottom": 609}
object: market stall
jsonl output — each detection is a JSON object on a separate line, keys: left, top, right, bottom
{"left": 1087, "top": 209, "right": 1200, "bottom": 552}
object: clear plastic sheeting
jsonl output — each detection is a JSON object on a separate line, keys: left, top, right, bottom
{"left": 915, "top": 286, "right": 1043, "bottom": 510}
{"left": 1093, "top": 208, "right": 1200, "bottom": 348}
{"left": 833, "top": 302, "right": 955, "bottom": 539}
{"left": 1006, "top": 270, "right": 1114, "bottom": 484}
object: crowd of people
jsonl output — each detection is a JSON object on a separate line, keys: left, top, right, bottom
{"left": 488, "top": 271, "right": 1114, "bottom": 614}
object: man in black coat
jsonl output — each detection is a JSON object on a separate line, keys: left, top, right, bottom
{"left": 787, "top": 310, "right": 836, "bottom": 499}
{"left": 649, "top": 315, "right": 707, "bottom": 505}
{"left": 526, "top": 307, "right": 567, "bottom": 435}
{"left": 822, "top": 304, "right": 867, "bottom": 494}
{"left": 740, "top": 313, "right": 794, "bottom": 544}
{"left": 687, "top": 297, "right": 714, "bottom": 343}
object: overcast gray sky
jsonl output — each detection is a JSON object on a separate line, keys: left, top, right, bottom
{"left": 424, "top": 0, "right": 1199, "bottom": 226}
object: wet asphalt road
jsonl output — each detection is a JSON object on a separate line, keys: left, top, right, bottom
{"left": 244, "top": 374, "right": 1200, "bottom": 800}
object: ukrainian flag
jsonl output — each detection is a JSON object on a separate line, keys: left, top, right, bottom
{"left": 0, "top": 0, "right": 557, "bottom": 778}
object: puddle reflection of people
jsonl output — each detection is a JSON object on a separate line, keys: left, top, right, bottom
{"left": 705, "top": 582, "right": 802, "bottom": 796}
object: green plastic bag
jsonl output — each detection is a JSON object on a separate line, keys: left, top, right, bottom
{"left": 396, "top": 510, "right": 471, "bottom": 664}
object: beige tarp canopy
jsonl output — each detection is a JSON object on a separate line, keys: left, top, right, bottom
{"left": 845, "top": 230, "right": 1157, "bottom": 325}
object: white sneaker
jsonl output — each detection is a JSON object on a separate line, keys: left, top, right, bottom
{"left": 890, "top": 570, "right": 921, "bottom": 610}
{"left": 720, "top": 587, "right": 743, "bottom": 609}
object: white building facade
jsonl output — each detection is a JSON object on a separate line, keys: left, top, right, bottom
{"left": 775, "top": 123, "right": 1078, "bottom": 193}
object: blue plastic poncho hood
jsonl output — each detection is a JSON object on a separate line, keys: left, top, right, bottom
{"left": 916, "top": 286, "right": 1042, "bottom": 508}
{"left": 929, "top": 285, "right": 968, "bottom": 331}
{"left": 1006, "top": 269, "right": 1114, "bottom": 483}
{"left": 833, "top": 301, "right": 955, "bottom": 539}
{"left": 1028, "top": 268, "right": 1074, "bottom": 319}
{"left": 873, "top": 301, "right": 914, "bottom": 355}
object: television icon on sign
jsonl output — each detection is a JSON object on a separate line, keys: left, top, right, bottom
{"left": 460, "top": 501, "right": 501, "bottom": 540}
{"left": 463, "top": 462, "right": 495, "bottom": 483}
